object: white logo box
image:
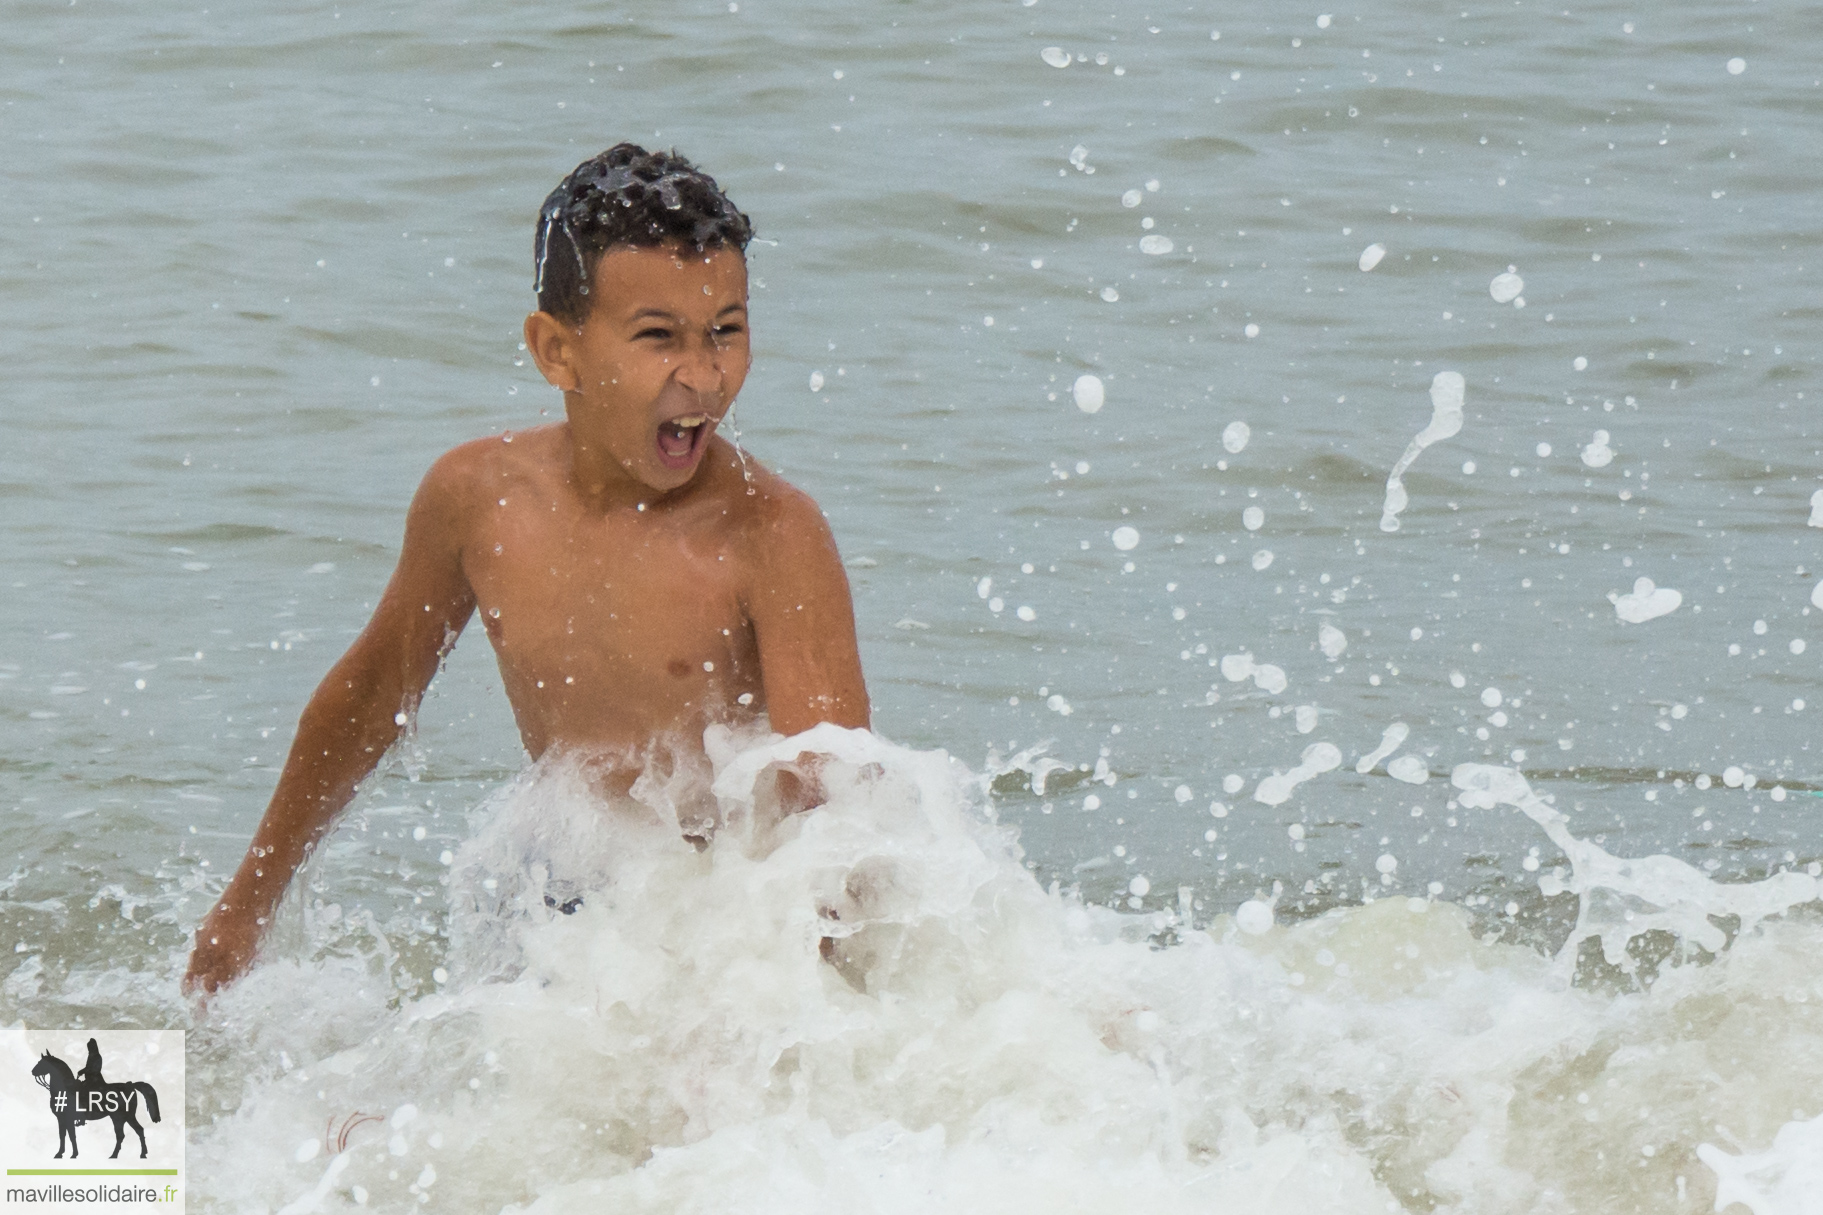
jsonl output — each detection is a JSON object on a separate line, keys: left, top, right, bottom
{"left": 0, "top": 1029, "right": 185, "bottom": 1214}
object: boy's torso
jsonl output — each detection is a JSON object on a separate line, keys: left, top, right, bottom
{"left": 444, "top": 424, "right": 771, "bottom": 766}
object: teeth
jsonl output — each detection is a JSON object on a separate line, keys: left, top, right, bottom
{"left": 669, "top": 414, "right": 709, "bottom": 430}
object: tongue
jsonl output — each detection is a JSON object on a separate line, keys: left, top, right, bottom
{"left": 658, "top": 423, "right": 695, "bottom": 458}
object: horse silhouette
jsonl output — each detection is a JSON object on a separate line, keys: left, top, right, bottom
{"left": 30, "top": 1047, "right": 161, "bottom": 1159}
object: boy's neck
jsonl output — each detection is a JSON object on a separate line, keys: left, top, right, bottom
{"left": 558, "top": 412, "right": 694, "bottom": 512}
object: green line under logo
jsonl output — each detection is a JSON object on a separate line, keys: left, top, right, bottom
{"left": 6, "top": 1169, "right": 179, "bottom": 1176}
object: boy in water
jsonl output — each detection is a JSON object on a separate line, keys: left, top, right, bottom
{"left": 185, "top": 144, "right": 869, "bottom": 993}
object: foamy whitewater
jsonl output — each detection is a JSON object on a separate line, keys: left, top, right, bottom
{"left": 162, "top": 725, "right": 1823, "bottom": 1214}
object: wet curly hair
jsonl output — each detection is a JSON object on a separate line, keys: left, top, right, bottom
{"left": 533, "top": 143, "right": 754, "bottom": 324}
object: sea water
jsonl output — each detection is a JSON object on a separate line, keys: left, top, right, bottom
{"left": 3, "top": 1, "right": 1822, "bottom": 1211}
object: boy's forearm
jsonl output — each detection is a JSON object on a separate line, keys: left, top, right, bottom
{"left": 206, "top": 672, "right": 406, "bottom": 937}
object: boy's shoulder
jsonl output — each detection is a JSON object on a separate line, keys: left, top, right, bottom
{"left": 424, "top": 424, "right": 569, "bottom": 496}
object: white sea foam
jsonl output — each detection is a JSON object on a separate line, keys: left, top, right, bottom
{"left": 1700, "top": 1112, "right": 1823, "bottom": 1215}
{"left": 1610, "top": 576, "right": 1681, "bottom": 623}
{"left": 1139, "top": 234, "right": 1174, "bottom": 255}
{"left": 154, "top": 727, "right": 1823, "bottom": 1215}
{"left": 1354, "top": 721, "right": 1407, "bottom": 774}
{"left": 1489, "top": 271, "right": 1523, "bottom": 303}
{"left": 1318, "top": 622, "right": 1347, "bottom": 660}
{"left": 1380, "top": 371, "right": 1465, "bottom": 532}
{"left": 1294, "top": 705, "right": 1318, "bottom": 734}
{"left": 1809, "top": 488, "right": 1823, "bottom": 527}
{"left": 1222, "top": 421, "right": 1251, "bottom": 453}
{"left": 1813, "top": 578, "right": 1823, "bottom": 610}
{"left": 1357, "top": 243, "right": 1385, "bottom": 272}
{"left": 1041, "top": 46, "right": 1072, "bottom": 68}
{"left": 1254, "top": 741, "right": 1343, "bottom": 806}
{"left": 1242, "top": 506, "right": 1264, "bottom": 531}
{"left": 1111, "top": 525, "right": 1139, "bottom": 551}
{"left": 1251, "top": 549, "right": 1275, "bottom": 571}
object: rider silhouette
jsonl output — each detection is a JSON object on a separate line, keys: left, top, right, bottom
{"left": 77, "top": 1038, "right": 105, "bottom": 1087}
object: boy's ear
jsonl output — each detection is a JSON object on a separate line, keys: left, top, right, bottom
{"left": 523, "top": 311, "right": 582, "bottom": 393}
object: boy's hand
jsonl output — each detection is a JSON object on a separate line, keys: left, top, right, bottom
{"left": 183, "top": 900, "right": 262, "bottom": 995}
{"left": 773, "top": 751, "right": 828, "bottom": 816}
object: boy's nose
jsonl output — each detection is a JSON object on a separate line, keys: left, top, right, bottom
{"left": 672, "top": 341, "right": 726, "bottom": 395}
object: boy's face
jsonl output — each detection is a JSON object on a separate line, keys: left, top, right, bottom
{"left": 532, "top": 242, "right": 751, "bottom": 495}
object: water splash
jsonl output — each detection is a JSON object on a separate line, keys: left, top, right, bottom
{"left": 1354, "top": 721, "right": 1407, "bottom": 774}
{"left": 1450, "top": 764, "right": 1820, "bottom": 975}
{"left": 1254, "top": 741, "right": 1342, "bottom": 806}
{"left": 1610, "top": 576, "right": 1681, "bottom": 623}
{"left": 1379, "top": 372, "right": 1464, "bottom": 533}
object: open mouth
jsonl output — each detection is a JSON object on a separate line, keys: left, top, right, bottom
{"left": 656, "top": 413, "right": 711, "bottom": 469}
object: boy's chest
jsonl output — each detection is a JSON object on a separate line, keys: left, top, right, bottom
{"left": 460, "top": 507, "right": 757, "bottom": 691}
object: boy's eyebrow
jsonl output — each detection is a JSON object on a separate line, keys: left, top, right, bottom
{"left": 626, "top": 303, "right": 748, "bottom": 322}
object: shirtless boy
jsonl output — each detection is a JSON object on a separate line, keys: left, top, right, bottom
{"left": 184, "top": 144, "right": 869, "bottom": 993}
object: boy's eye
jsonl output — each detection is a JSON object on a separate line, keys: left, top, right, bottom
{"left": 713, "top": 324, "right": 745, "bottom": 338}
{"left": 634, "top": 327, "right": 672, "bottom": 341}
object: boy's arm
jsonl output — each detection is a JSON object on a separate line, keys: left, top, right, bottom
{"left": 746, "top": 488, "right": 869, "bottom": 737}
{"left": 184, "top": 454, "right": 479, "bottom": 994}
